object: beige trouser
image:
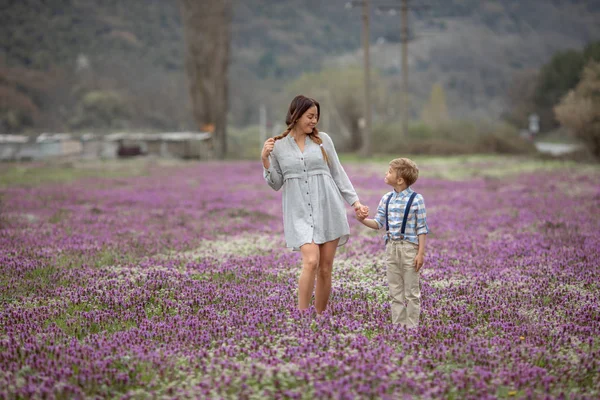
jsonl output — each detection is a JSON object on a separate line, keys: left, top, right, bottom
{"left": 385, "top": 240, "right": 421, "bottom": 327}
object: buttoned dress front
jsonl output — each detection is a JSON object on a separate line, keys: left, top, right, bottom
{"left": 263, "top": 132, "right": 359, "bottom": 251}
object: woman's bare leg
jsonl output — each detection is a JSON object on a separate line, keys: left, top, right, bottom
{"left": 315, "top": 238, "right": 339, "bottom": 314}
{"left": 298, "top": 242, "right": 320, "bottom": 310}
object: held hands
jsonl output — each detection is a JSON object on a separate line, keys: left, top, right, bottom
{"left": 353, "top": 202, "right": 369, "bottom": 220}
{"left": 261, "top": 138, "right": 275, "bottom": 160}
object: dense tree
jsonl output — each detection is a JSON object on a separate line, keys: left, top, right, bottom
{"left": 554, "top": 61, "right": 600, "bottom": 159}
{"left": 1, "top": 1, "right": 599, "bottom": 139}
{"left": 534, "top": 50, "right": 585, "bottom": 110}
{"left": 0, "top": 65, "right": 65, "bottom": 133}
{"left": 534, "top": 40, "right": 600, "bottom": 130}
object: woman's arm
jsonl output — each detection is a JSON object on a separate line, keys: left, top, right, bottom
{"left": 321, "top": 133, "right": 359, "bottom": 206}
{"left": 262, "top": 139, "right": 283, "bottom": 191}
{"left": 263, "top": 154, "right": 283, "bottom": 191}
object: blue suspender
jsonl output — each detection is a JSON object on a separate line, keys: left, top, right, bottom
{"left": 384, "top": 193, "right": 393, "bottom": 234}
{"left": 401, "top": 192, "right": 418, "bottom": 236}
{"left": 385, "top": 191, "right": 418, "bottom": 243}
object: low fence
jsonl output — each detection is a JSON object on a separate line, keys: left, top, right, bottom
{"left": 0, "top": 132, "right": 212, "bottom": 161}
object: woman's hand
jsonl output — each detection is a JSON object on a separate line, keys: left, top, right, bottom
{"left": 353, "top": 202, "right": 369, "bottom": 220}
{"left": 261, "top": 138, "right": 275, "bottom": 161}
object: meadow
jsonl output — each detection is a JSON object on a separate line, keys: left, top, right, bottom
{"left": 1, "top": 156, "right": 599, "bottom": 399}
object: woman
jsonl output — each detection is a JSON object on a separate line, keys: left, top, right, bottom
{"left": 261, "top": 95, "right": 369, "bottom": 314}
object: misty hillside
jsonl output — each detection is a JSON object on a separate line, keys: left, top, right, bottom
{"left": 1, "top": 0, "right": 599, "bottom": 130}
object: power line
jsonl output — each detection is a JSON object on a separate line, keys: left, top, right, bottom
{"left": 376, "top": 1, "right": 430, "bottom": 139}
{"left": 346, "top": 1, "right": 433, "bottom": 142}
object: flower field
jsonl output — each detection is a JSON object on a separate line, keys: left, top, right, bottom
{"left": 1, "top": 157, "right": 599, "bottom": 399}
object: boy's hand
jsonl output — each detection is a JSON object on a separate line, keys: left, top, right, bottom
{"left": 414, "top": 253, "right": 425, "bottom": 272}
{"left": 355, "top": 205, "right": 369, "bottom": 220}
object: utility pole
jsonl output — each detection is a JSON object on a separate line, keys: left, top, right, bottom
{"left": 345, "top": 1, "right": 372, "bottom": 157}
{"left": 376, "top": 1, "right": 430, "bottom": 139}
{"left": 361, "top": 0, "right": 372, "bottom": 157}
{"left": 400, "top": 0, "right": 409, "bottom": 139}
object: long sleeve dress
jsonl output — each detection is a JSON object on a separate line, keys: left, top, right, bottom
{"left": 263, "top": 132, "right": 359, "bottom": 251}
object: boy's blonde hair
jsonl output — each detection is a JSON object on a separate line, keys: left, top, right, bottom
{"left": 390, "top": 158, "right": 419, "bottom": 187}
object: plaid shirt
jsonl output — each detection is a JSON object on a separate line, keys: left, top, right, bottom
{"left": 373, "top": 187, "right": 429, "bottom": 245}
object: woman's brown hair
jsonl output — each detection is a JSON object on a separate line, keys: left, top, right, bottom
{"left": 273, "top": 95, "right": 329, "bottom": 164}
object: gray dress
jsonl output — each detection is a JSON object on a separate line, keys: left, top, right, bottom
{"left": 263, "top": 132, "right": 359, "bottom": 250}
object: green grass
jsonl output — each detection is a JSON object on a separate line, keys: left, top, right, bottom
{"left": 23, "top": 265, "right": 57, "bottom": 281}
{"left": 45, "top": 313, "right": 138, "bottom": 340}
{"left": 0, "top": 165, "right": 110, "bottom": 187}
{"left": 339, "top": 153, "right": 600, "bottom": 180}
{"left": 49, "top": 209, "right": 71, "bottom": 223}
{"left": 1, "top": 155, "right": 598, "bottom": 189}
{"left": 0, "top": 263, "right": 76, "bottom": 304}
{"left": 0, "top": 158, "right": 158, "bottom": 188}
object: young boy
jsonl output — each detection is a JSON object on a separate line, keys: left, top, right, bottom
{"left": 358, "top": 158, "right": 429, "bottom": 327}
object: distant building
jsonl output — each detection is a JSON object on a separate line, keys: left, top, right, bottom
{"left": 36, "top": 133, "right": 83, "bottom": 159}
{"left": 0, "top": 134, "right": 29, "bottom": 161}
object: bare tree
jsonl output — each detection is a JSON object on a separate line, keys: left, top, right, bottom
{"left": 179, "top": 0, "right": 232, "bottom": 159}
